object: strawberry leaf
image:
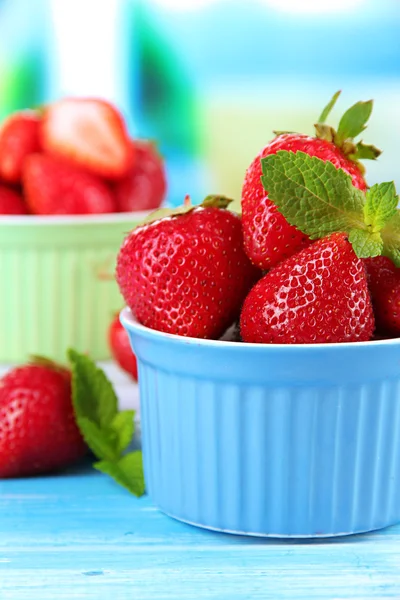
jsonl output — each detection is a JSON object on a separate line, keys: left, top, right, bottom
{"left": 336, "top": 100, "right": 373, "bottom": 143}
{"left": 95, "top": 452, "right": 145, "bottom": 497}
{"left": 260, "top": 150, "right": 365, "bottom": 239}
{"left": 364, "top": 182, "right": 398, "bottom": 232}
{"left": 317, "top": 90, "right": 341, "bottom": 124}
{"left": 68, "top": 349, "right": 118, "bottom": 427}
{"left": 352, "top": 141, "right": 381, "bottom": 161}
{"left": 110, "top": 411, "right": 135, "bottom": 454}
{"left": 348, "top": 228, "right": 383, "bottom": 258}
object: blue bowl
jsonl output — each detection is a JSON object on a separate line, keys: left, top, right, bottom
{"left": 121, "top": 308, "right": 400, "bottom": 538}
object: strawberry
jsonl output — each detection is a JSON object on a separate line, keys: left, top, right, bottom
{"left": 242, "top": 92, "right": 380, "bottom": 270}
{"left": 364, "top": 256, "right": 400, "bottom": 336}
{"left": 41, "top": 98, "right": 133, "bottom": 180}
{"left": 0, "top": 111, "right": 41, "bottom": 184}
{"left": 108, "top": 314, "right": 138, "bottom": 380}
{"left": 240, "top": 233, "right": 374, "bottom": 344}
{"left": 116, "top": 196, "right": 259, "bottom": 339}
{"left": 23, "top": 154, "right": 117, "bottom": 215}
{"left": 0, "top": 360, "right": 86, "bottom": 478}
{"left": 114, "top": 140, "right": 167, "bottom": 212}
{"left": 0, "top": 185, "right": 28, "bottom": 215}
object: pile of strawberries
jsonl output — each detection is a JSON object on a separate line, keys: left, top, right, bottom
{"left": 116, "top": 93, "right": 400, "bottom": 345}
{"left": 0, "top": 98, "right": 166, "bottom": 216}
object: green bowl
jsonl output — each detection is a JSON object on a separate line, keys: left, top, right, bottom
{"left": 0, "top": 212, "right": 147, "bottom": 364}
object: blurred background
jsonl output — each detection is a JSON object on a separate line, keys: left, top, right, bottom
{"left": 1, "top": 0, "right": 399, "bottom": 209}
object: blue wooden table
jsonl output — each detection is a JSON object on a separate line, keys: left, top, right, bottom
{"left": 1, "top": 461, "right": 400, "bottom": 600}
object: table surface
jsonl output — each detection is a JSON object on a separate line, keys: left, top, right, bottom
{"left": 1, "top": 364, "right": 400, "bottom": 600}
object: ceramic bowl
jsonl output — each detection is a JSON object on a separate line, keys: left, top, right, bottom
{"left": 0, "top": 212, "right": 147, "bottom": 363}
{"left": 122, "top": 307, "right": 400, "bottom": 538}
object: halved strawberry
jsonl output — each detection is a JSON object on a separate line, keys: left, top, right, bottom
{"left": 0, "top": 111, "right": 41, "bottom": 184}
{"left": 23, "top": 154, "right": 117, "bottom": 215}
{"left": 41, "top": 98, "right": 134, "bottom": 180}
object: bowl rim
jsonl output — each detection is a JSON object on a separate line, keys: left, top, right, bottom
{"left": 0, "top": 210, "right": 151, "bottom": 226}
{"left": 120, "top": 307, "right": 400, "bottom": 351}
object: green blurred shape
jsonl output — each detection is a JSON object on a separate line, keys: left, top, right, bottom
{"left": 0, "top": 48, "right": 45, "bottom": 121}
{"left": 126, "top": 1, "right": 202, "bottom": 155}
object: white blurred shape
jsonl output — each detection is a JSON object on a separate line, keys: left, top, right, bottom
{"left": 47, "top": 0, "right": 123, "bottom": 103}
{"left": 151, "top": 0, "right": 217, "bottom": 9}
{"left": 261, "top": 0, "right": 365, "bottom": 13}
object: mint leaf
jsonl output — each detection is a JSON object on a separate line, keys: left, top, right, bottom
{"left": 110, "top": 411, "right": 135, "bottom": 454}
{"left": 76, "top": 416, "right": 120, "bottom": 462}
{"left": 336, "top": 100, "right": 373, "bottom": 142}
{"left": 352, "top": 141, "right": 381, "bottom": 161}
{"left": 364, "top": 182, "right": 398, "bottom": 232}
{"left": 95, "top": 452, "right": 145, "bottom": 497}
{"left": 317, "top": 90, "right": 341, "bottom": 124}
{"left": 260, "top": 151, "right": 365, "bottom": 239}
{"left": 381, "top": 211, "right": 400, "bottom": 267}
{"left": 348, "top": 228, "right": 383, "bottom": 258}
{"left": 68, "top": 349, "right": 118, "bottom": 428}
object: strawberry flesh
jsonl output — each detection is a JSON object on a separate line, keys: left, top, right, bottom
{"left": 23, "top": 154, "right": 117, "bottom": 215}
{"left": 116, "top": 207, "right": 260, "bottom": 339}
{"left": 108, "top": 315, "right": 138, "bottom": 380}
{"left": 364, "top": 256, "right": 400, "bottom": 336}
{"left": 114, "top": 141, "right": 167, "bottom": 212}
{"left": 242, "top": 134, "right": 367, "bottom": 271}
{"left": 0, "top": 112, "right": 41, "bottom": 184}
{"left": 0, "top": 185, "right": 28, "bottom": 215}
{"left": 0, "top": 364, "right": 86, "bottom": 478}
{"left": 41, "top": 98, "right": 134, "bottom": 180}
{"left": 240, "top": 233, "right": 374, "bottom": 344}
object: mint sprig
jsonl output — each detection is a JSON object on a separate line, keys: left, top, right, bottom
{"left": 261, "top": 150, "right": 400, "bottom": 265}
{"left": 68, "top": 349, "right": 144, "bottom": 497}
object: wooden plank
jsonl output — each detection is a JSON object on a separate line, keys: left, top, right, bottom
{"left": 1, "top": 465, "right": 400, "bottom": 599}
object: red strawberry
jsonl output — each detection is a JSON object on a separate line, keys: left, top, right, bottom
{"left": 114, "top": 140, "right": 167, "bottom": 212}
{"left": 242, "top": 94, "right": 379, "bottom": 271}
{"left": 41, "top": 98, "right": 133, "bottom": 179}
{"left": 364, "top": 256, "right": 400, "bottom": 336}
{"left": 0, "top": 361, "right": 86, "bottom": 478}
{"left": 240, "top": 233, "right": 374, "bottom": 344}
{"left": 108, "top": 314, "right": 138, "bottom": 380}
{"left": 0, "top": 111, "right": 41, "bottom": 184}
{"left": 0, "top": 185, "right": 28, "bottom": 215}
{"left": 23, "top": 154, "right": 117, "bottom": 215}
{"left": 116, "top": 197, "right": 260, "bottom": 339}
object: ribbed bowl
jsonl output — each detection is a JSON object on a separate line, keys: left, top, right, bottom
{"left": 121, "top": 308, "right": 400, "bottom": 538}
{"left": 0, "top": 213, "right": 147, "bottom": 363}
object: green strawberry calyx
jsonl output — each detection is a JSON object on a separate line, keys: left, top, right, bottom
{"left": 261, "top": 150, "right": 400, "bottom": 265}
{"left": 314, "top": 90, "right": 381, "bottom": 172}
{"left": 68, "top": 349, "right": 145, "bottom": 497}
{"left": 274, "top": 91, "right": 381, "bottom": 173}
{"left": 139, "top": 194, "right": 234, "bottom": 227}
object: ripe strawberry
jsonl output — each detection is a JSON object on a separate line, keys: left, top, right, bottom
{"left": 0, "top": 185, "right": 28, "bottom": 215}
{"left": 41, "top": 98, "right": 133, "bottom": 179}
{"left": 23, "top": 154, "right": 117, "bottom": 215}
{"left": 0, "top": 361, "right": 86, "bottom": 478}
{"left": 0, "top": 111, "right": 41, "bottom": 184}
{"left": 364, "top": 256, "right": 400, "bottom": 336}
{"left": 242, "top": 93, "right": 379, "bottom": 271}
{"left": 240, "top": 233, "right": 374, "bottom": 344}
{"left": 114, "top": 141, "right": 166, "bottom": 212}
{"left": 108, "top": 314, "right": 138, "bottom": 380}
{"left": 116, "top": 197, "right": 260, "bottom": 339}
